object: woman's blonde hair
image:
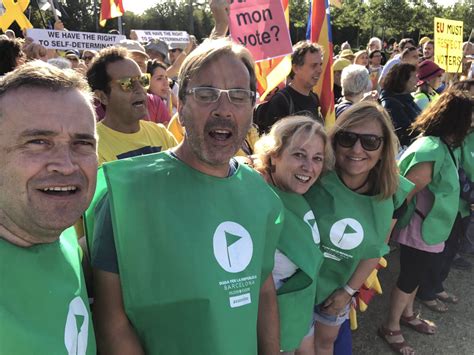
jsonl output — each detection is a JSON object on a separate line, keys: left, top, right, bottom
{"left": 254, "top": 115, "right": 334, "bottom": 176}
{"left": 330, "top": 101, "right": 400, "bottom": 199}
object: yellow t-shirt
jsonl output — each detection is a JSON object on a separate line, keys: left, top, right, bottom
{"left": 97, "top": 120, "right": 177, "bottom": 165}
{"left": 167, "top": 113, "right": 184, "bottom": 143}
{"left": 166, "top": 114, "right": 259, "bottom": 156}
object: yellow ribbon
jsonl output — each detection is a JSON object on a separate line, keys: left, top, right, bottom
{"left": 0, "top": 0, "right": 33, "bottom": 31}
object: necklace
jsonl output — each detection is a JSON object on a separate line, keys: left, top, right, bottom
{"left": 342, "top": 175, "right": 370, "bottom": 192}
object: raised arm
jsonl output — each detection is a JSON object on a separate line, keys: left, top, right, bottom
{"left": 210, "top": 0, "right": 230, "bottom": 38}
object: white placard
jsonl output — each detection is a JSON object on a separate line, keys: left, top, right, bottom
{"left": 133, "top": 30, "right": 189, "bottom": 45}
{"left": 26, "top": 29, "right": 125, "bottom": 51}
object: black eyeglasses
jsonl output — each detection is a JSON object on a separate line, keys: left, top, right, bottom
{"left": 186, "top": 87, "right": 255, "bottom": 105}
{"left": 335, "top": 131, "right": 384, "bottom": 151}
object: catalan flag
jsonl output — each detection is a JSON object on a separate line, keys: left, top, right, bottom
{"left": 306, "top": 0, "right": 335, "bottom": 127}
{"left": 255, "top": 0, "right": 292, "bottom": 101}
{"left": 100, "top": 0, "right": 124, "bottom": 27}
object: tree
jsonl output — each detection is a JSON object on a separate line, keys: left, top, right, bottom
{"left": 331, "top": 0, "right": 370, "bottom": 48}
{"left": 289, "top": 0, "right": 310, "bottom": 42}
{"left": 330, "top": 0, "right": 472, "bottom": 48}
{"left": 442, "top": 0, "right": 474, "bottom": 40}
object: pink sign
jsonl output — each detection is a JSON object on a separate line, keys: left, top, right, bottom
{"left": 229, "top": 0, "right": 292, "bottom": 62}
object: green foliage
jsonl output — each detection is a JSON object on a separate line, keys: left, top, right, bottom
{"left": 24, "top": 0, "right": 473, "bottom": 46}
{"left": 442, "top": 0, "right": 474, "bottom": 39}
{"left": 330, "top": 0, "right": 473, "bottom": 48}
{"left": 288, "top": 0, "right": 309, "bottom": 42}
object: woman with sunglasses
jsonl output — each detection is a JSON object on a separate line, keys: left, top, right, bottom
{"left": 254, "top": 116, "right": 333, "bottom": 354}
{"left": 381, "top": 89, "right": 473, "bottom": 355}
{"left": 305, "top": 101, "right": 413, "bottom": 355}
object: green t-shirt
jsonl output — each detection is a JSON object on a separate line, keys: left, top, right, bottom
{"left": 305, "top": 171, "right": 413, "bottom": 304}
{"left": 92, "top": 152, "right": 284, "bottom": 355}
{"left": 271, "top": 186, "right": 324, "bottom": 351}
{"left": 0, "top": 231, "right": 96, "bottom": 355}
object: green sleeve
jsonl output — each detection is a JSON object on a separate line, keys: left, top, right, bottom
{"left": 89, "top": 194, "right": 120, "bottom": 274}
{"left": 393, "top": 175, "right": 415, "bottom": 210}
{"left": 398, "top": 137, "right": 443, "bottom": 177}
{"left": 261, "top": 192, "right": 284, "bottom": 285}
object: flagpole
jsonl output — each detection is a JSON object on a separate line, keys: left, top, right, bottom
{"left": 48, "top": 0, "right": 59, "bottom": 22}
{"left": 94, "top": 0, "right": 99, "bottom": 32}
{"left": 118, "top": 16, "right": 123, "bottom": 34}
{"left": 455, "top": 28, "right": 473, "bottom": 76}
{"left": 34, "top": 0, "right": 48, "bottom": 28}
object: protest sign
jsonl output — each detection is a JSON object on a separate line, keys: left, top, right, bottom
{"left": 133, "top": 30, "right": 189, "bottom": 45}
{"left": 434, "top": 17, "right": 463, "bottom": 73}
{"left": 228, "top": 0, "right": 292, "bottom": 62}
{"left": 26, "top": 29, "right": 125, "bottom": 51}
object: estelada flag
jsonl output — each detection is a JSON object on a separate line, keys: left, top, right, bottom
{"left": 306, "top": 0, "right": 335, "bottom": 127}
{"left": 255, "top": 0, "right": 292, "bottom": 101}
{"left": 100, "top": 0, "right": 124, "bottom": 27}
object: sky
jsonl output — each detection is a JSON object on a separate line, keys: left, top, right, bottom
{"left": 123, "top": 0, "right": 458, "bottom": 15}
{"left": 122, "top": 0, "right": 160, "bottom": 14}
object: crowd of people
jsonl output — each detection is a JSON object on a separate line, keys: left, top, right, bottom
{"left": 1, "top": 2, "right": 474, "bottom": 354}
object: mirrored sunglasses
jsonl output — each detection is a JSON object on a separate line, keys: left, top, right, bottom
{"left": 113, "top": 73, "right": 150, "bottom": 92}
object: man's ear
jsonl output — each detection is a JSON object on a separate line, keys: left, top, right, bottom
{"left": 94, "top": 90, "right": 108, "bottom": 106}
{"left": 292, "top": 63, "right": 300, "bottom": 76}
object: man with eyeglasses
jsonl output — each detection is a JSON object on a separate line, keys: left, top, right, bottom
{"left": 89, "top": 38, "right": 283, "bottom": 354}
{"left": 86, "top": 46, "right": 176, "bottom": 165}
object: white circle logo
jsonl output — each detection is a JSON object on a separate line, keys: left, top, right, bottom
{"left": 213, "top": 221, "right": 253, "bottom": 273}
{"left": 303, "top": 210, "right": 320, "bottom": 244}
{"left": 64, "top": 296, "right": 89, "bottom": 355}
{"left": 329, "top": 218, "right": 364, "bottom": 250}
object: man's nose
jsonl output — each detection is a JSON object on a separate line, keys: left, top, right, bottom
{"left": 46, "top": 146, "right": 79, "bottom": 175}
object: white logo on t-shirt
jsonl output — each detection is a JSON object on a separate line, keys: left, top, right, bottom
{"left": 213, "top": 221, "right": 253, "bottom": 273}
{"left": 303, "top": 210, "right": 320, "bottom": 244}
{"left": 329, "top": 218, "right": 364, "bottom": 250}
{"left": 64, "top": 296, "right": 89, "bottom": 355}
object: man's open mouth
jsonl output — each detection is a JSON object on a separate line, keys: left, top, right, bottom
{"left": 209, "top": 129, "right": 232, "bottom": 141}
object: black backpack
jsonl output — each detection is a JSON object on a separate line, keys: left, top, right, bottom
{"left": 253, "top": 90, "right": 294, "bottom": 134}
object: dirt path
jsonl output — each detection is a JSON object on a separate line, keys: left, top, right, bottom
{"left": 352, "top": 249, "right": 474, "bottom": 355}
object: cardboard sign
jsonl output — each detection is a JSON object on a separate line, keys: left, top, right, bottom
{"left": 26, "top": 29, "right": 125, "bottom": 51}
{"left": 229, "top": 0, "right": 292, "bottom": 62}
{"left": 133, "top": 30, "right": 189, "bottom": 44}
{"left": 434, "top": 17, "right": 463, "bottom": 73}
